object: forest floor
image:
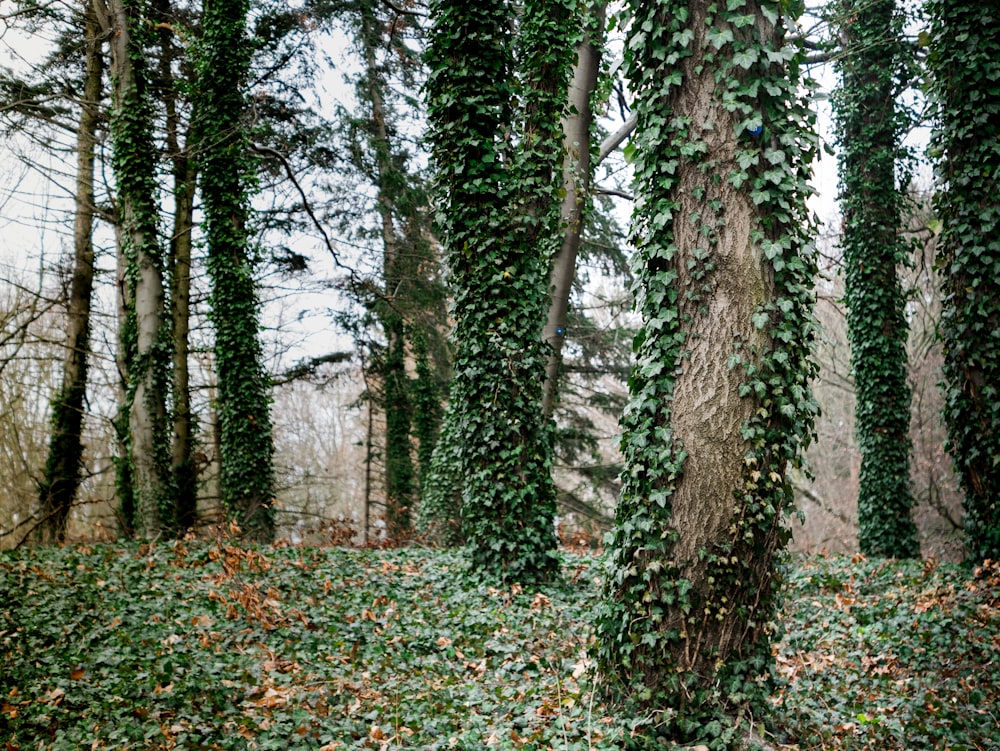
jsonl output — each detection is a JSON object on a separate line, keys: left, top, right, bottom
{"left": 2, "top": 539, "right": 998, "bottom": 750}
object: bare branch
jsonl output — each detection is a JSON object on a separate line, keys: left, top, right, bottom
{"left": 593, "top": 185, "right": 634, "bottom": 201}
{"left": 597, "top": 112, "right": 637, "bottom": 164}
{"left": 379, "top": 0, "right": 426, "bottom": 18}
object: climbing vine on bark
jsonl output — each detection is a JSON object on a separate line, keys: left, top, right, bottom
{"left": 423, "top": 0, "right": 581, "bottom": 584}
{"left": 926, "top": 0, "right": 1000, "bottom": 564}
{"left": 104, "top": 0, "right": 176, "bottom": 537}
{"left": 194, "top": 0, "right": 275, "bottom": 541}
{"left": 594, "top": 0, "right": 819, "bottom": 745}
{"left": 832, "top": 0, "right": 920, "bottom": 558}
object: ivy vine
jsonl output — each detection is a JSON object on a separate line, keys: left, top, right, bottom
{"left": 109, "top": 0, "right": 175, "bottom": 537}
{"left": 831, "top": 0, "right": 919, "bottom": 558}
{"left": 925, "top": 0, "right": 1000, "bottom": 564}
{"left": 594, "top": 0, "right": 819, "bottom": 745}
{"left": 423, "top": 0, "right": 581, "bottom": 584}
{"left": 194, "top": 0, "right": 275, "bottom": 542}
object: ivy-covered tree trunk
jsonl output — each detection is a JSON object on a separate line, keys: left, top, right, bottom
{"left": 37, "top": 1, "right": 103, "bottom": 544}
{"left": 595, "top": 0, "right": 818, "bottom": 744}
{"left": 926, "top": 0, "right": 1000, "bottom": 564}
{"left": 112, "top": 226, "right": 136, "bottom": 536}
{"left": 424, "top": 0, "right": 578, "bottom": 584}
{"left": 99, "top": 0, "right": 175, "bottom": 537}
{"left": 833, "top": 0, "right": 919, "bottom": 558}
{"left": 195, "top": 0, "right": 275, "bottom": 542}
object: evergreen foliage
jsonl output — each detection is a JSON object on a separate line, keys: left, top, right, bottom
{"left": 831, "top": 0, "right": 919, "bottom": 558}
{"left": 194, "top": 0, "right": 276, "bottom": 542}
{"left": 594, "top": 0, "right": 819, "bottom": 744}
{"left": 423, "top": 0, "right": 581, "bottom": 584}
{"left": 926, "top": 0, "right": 1000, "bottom": 564}
{"left": 382, "top": 313, "right": 416, "bottom": 537}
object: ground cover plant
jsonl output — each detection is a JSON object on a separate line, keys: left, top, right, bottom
{"left": 2, "top": 540, "right": 998, "bottom": 750}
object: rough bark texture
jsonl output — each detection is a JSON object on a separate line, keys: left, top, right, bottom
{"left": 37, "top": 1, "right": 103, "bottom": 543}
{"left": 657, "top": 4, "right": 773, "bottom": 576}
{"left": 597, "top": 0, "right": 818, "bottom": 740}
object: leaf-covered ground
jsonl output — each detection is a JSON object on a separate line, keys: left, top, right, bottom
{"left": 1, "top": 541, "right": 998, "bottom": 750}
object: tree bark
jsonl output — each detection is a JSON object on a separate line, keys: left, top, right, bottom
{"left": 596, "top": 0, "right": 818, "bottom": 740}
{"left": 155, "top": 0, "right": 198, "bottom": 531}
{"left": 100, "top": 0, "right": 174, "bottom": 537}
{"left": 541, "top": 3, "right": 604, "bottom": 417}
{"left": 37, "top": 0, "right": 103, "bottom": 543}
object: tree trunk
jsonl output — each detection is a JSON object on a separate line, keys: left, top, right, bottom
{"left": 99, "top": 0, "right": 174, "bottom": 537}
{"left": 195, "top": 0, "right": 275, "bottom": 542}
{"left": 541, "top": 3, "right": 604, "bottom": 417}
{"left": 596, "top": 0, "right": 818, "bottom": 742}
{"left": 927, "top": 0, "right": 1000, "bottom": 564}
{"left": 37, "top": 0, "right": 103, "bottom": 544}
{"left": 113, "top": 224, "right": 136, "bottom": 537}
{"left": 835, "top": 0, "right": 919, "bottom": 559}
{"left": 424, "top": 0, "right": 577, "bottom": 584}
{"left": 155, "top": 0, "right": 198, "bottom": 532}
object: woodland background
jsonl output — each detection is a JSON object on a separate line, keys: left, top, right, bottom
{"left": 0, "top": 0, "right": 963, "bottom": 556}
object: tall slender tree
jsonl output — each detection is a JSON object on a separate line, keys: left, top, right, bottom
{"left": 832, "top": 0, "right": 919, "bottom": 558}
{"left": 37, "top": 1, "right": 104, "bottom": 543}
{"left": 357, "top": 0, "right": 419, "bottom": 539}
{"left": 97, "top": 0, "right": 176, "bottom": 537}
{"left": 194, "top": 0, "right": 276, "bottom": 541}
{"left": 594, "top": 0, "right": 818, "bottom": 744}
{"left": 153, "top": 0, "right": 200, "bottom": 532}
{"left": 541, "top": 1, "right": 606, "bottom": 417}
{"left": 424, "top": 0, "right": 579, "bottom": 583}
{"left": 926, "top": 0, "right": 1000, "bottom": 564}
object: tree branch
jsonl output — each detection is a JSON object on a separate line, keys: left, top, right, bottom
{"left": 597, "top": 112, "right": 637, "bottom": 164}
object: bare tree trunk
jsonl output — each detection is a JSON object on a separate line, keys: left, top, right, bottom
{"left": 155, "top": 0, "right": 198, "bottom": 531}
{"left": 37, "top": 0, "right": 103, "bottom": 543}
{"left": 541, "top": 3, "right": 604, "bottom": 417}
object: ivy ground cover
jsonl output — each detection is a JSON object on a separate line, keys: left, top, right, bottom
{"left": 2, "top": 543, "right": 998, "bottom": 750}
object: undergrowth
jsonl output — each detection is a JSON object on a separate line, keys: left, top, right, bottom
{"left": 1, "top": 543, "right": 997, "bottom": 750}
